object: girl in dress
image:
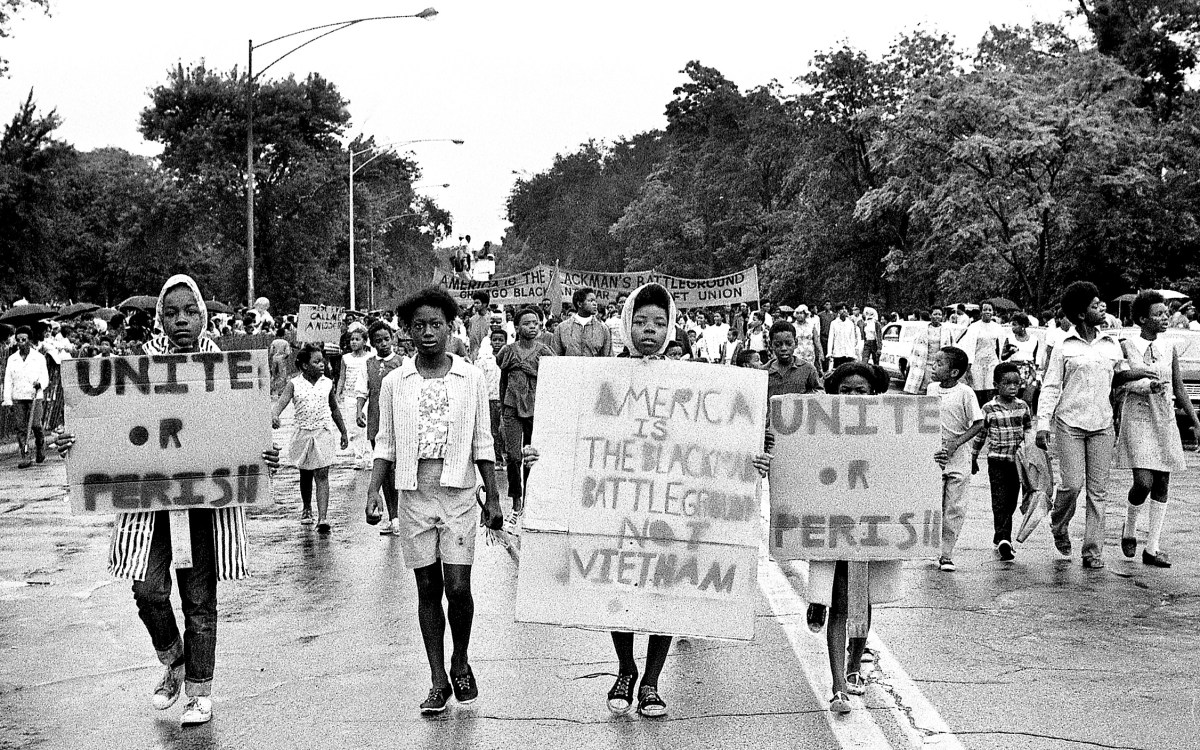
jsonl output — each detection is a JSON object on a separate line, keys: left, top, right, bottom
{"left": 1116, "top": 291, "right": 1200, "bottom": 568}
{"left": 955, "top": 302, "right": 1005, "bottom": 405}
{"left": 1001, "top": 313, "right": 1042, "bottom": 411}
{"left": 338, "top": 324, "right": 373, "bottom": 468}
{"left": 794, "top": 305, "right": 824, "bottom": 373}
{"left": 273, "top": 343, "right": 349, "bottom": 532}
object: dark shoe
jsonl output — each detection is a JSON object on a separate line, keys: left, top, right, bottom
{"left": 420, "top": 686, "right": 452, "bottom": 714}
{"left": 151, "top": 664, "right": 185, "bottom": 710}
{"left": 1053, "top": 534, "right": 1072, "bottom": 555}
{"left": 606, "top": 672, "right": 637, "bottom": 715}
{"left": 636, "top": 685, "right": 667, "bottom": 718}
{"left": 17, "top": 460, "right": 32, "bottom": 469}
{"left": 1082, "top": 557, "right": 1105, "bottom": 570}
{"left": 35, "top": 451, "right": 45, "bottom": 464}
{"left": 938, "top": 556, "right": 955, "bottom": 572}
{"left": 806, "top": 603, "right": 827, "bottom": 633}
{"left": 316, "top": 520, "right": 331, "bottom": 534}
{"left": 451, "top": 666, "right": 478, "bottom": 705}
{"left": 1142, "top": 550, "right": 1171, "bottom": 568}
{"left": 997, "top": 540, "right": 1015, "bottom": 562}
{"left": 300, "top": 509, "right": 314, "bottom": 525}
{"left": 1121, "top": 537, "right": 1137, "bottom": 558}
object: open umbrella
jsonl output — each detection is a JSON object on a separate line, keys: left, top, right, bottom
{"left": 1157, "top": 289, "right": 1190, "bottom": 301}
{"left": 1112, "top": 293, "right": 1137, "bottom": 303}
{"left": 93, "top": 307, "right": 121, "bottom": 322}
{"left": 983, "top": 297, "right": 1019, "bottom": 311}
{"left": 117, "top": 295, "right": 158, "bottom": 311}
{"left": 205, "top": 300, "right": 233, "bottom": 314}
{"left": 55, "top": 302, "right": 100, "bottom": 320}
{"left": 0, "top": 304, "right": 58, "bottom": 327}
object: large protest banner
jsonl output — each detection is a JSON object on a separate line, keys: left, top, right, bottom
{"left": 768, "top": 394, "right": 942, "bottom": 561}
{"left": 516, "top": 358, "right": 767, "bottom": 641}
{"left": 296, "top": 304, "right": 344, "bottom": 344}
{"left": 432, "top": 265, "right": 560, "bottom": 308}
{"left": 62, "top": 352, "right": 272, "bottom": 515}
{"left": 558, "top": 266, "right": 760, "bottom": 308}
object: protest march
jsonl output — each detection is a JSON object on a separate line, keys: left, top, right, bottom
{"left": 5, "top": 3, "right": 1200, "bottom": 747}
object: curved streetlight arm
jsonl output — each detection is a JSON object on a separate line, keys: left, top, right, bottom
{"left": 252, "top": 10, "right": 438, "bottom": 79}
{"left": 351, "top": 139, "right": 463, "bottom": 175}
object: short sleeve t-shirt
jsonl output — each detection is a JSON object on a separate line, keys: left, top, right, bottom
{"left": 928, "top": 381, "right": 983, "bottom": 474}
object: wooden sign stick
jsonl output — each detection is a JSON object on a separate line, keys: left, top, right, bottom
{"left": 169, "top": 510, "right": 193, "bottom": 569}
{"left": 847, "top": 562, "right": 870, "bottom": 639}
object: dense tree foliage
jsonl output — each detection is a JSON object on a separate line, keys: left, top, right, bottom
{"left": 1, "top": 64, "right": 452, "bottom": 308}
{"left": 505, "top": 19, "right": 1200, "bottom": 312}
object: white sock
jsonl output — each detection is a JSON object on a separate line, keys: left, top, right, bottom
{"left": 1124, "top": 501, "right": 1143, "bottom": 539}
{"left": 1146, "top": 500, "right": 1167, "bottom": 555}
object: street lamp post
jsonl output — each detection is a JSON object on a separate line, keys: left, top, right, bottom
{"left": 349, "top": 141, "right": 461, "bottom": 310}
{"left": 244, "top": 8, "right": 439, "bottom": 307}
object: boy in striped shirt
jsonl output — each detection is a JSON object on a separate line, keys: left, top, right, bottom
{"left": 972, "top": 362, "right": 1033, "bottom": 561}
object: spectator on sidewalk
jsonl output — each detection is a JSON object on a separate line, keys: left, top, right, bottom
{"left": 3, "top": 326, "right": 49, "bottom": 468}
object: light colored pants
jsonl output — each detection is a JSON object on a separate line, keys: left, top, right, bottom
{"left": 941, "top": 471, "right": 969, "bottom": 557}
{"left": 1050, "top": 418, "right": 1114, "bottom": 561}
{"left": 341, "top": 394, "right": 365, "bottom": 459}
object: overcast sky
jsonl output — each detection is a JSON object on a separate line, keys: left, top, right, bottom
{"left": 1, "top": 0, "right": 1068, "bottom": 249}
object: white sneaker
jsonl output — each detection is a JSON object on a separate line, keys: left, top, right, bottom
{"left": 180, "top": 696, "right": 212, "bottom": 726}
{"left": 381, "top": 518, "right": 400, "bottom": 536}
{"left": 151, "top": 664, "right": 185, "bottom": 710}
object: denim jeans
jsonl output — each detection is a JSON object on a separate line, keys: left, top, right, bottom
{"left": 132, "top": 510, "right": 218, "bottom": 697}
{"left": 1050, "top": 418, "right": 1114, "bottom": 561}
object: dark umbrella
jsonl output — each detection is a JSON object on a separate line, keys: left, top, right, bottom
{"left": 93, "top": 307, "right": 121, "bottom": 322}
{"left": 983, "top": 297, "right": 1018, "bottom": 311}
{"left": 0, "top": 304, "right": 59, "bottom": 327}
{"left": 205, "top": 300, "right": 233, "bottom": 314}
{"left": 117, "top": 295, "right": 158, "bottom": 311}
{"left": 1112, "top": 293, "right": 1137, "bottom": 303}
{"left": 55, "top": 302, "right": 100, "bottom": 320}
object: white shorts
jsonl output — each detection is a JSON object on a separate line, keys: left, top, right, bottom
{"left": 398, "top": 460, "right": 478, "bottom": 569}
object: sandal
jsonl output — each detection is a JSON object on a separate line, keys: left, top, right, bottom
{"left": 845, "top": 672, "right": 867, "bottom": 696}
{"left": 830, "top": 691, "right": 852, "bottom": 714}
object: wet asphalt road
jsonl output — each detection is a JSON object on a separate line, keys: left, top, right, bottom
{"left": 2, "top": 414, "right": 1199, "bottom": 750}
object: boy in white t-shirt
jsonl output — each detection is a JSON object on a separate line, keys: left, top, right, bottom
{"left": 928, "top": 346, "right": 985, "bottom": 572}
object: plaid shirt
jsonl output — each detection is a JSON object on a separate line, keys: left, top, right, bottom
{"left": 972, "top": 397, "right": 1031, "bottom": 462}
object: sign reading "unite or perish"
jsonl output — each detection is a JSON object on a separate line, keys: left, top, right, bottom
{"left": 62, "top": 352, "right": 272, "bottom": 515}
{"left": 768, "top": 394, "right": 943, "bottom": 562}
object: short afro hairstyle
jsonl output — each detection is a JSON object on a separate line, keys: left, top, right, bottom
{"left": 992, "top": 361, "right": 1022, "bottom": 384}
{"left": 940, "top": 346, "right": 969, "bottom": 379}
{"left": 295, "top": 342, "right": 324, "bottom": 368}
{"left": 1061, "top": 281, "right": 1100, "bottom": 324}
{"left": 514, "top": 306, "right": 543, "bottom": 325}
{"left": 471, "top": 291, "right": 490, "bottom": 306}
{"left": 367, "top": 320, "right": 393, "bottom": 341}
{"left": 824, "top": 362, "right": 890, "bottom": 395}
{"left": 1131, "top": 290, "right": 1166, "bottom": 326}
{"left": 397, "top": 287, "right": 460, "bottom": 327}
{"left": 768, "top": 320, "right": 797, "bottom": 342}
{"left": 571, "top": 287, "right": 597, "bottom": 308}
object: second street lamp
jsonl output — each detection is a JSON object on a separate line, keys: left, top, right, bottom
{"left": 244, "top": 8, "right": 439, "bottom": 307}
{"left": 348, "top": 140, "right": 462, "bottom": 310}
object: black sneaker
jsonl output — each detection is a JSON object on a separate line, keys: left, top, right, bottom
{"left": 1121, "top": 536, "right": 1137, "bottom": 558}
{"left": 1053, "top": 534, "right": 1072, "bottom": 555}
{"left": 606, "top": 672, "right": 637, "bottom": 715}
{"left": 637, "top": 684, "right": 667, "bottom": 718}
{"left": 420, "top": 686, "right": 452, "bottom": 714}
{"left": 451, "top": 666, "right": 478, "bottom": 705}
{"left": 998, "top": 541, "right": 1015, "bottom": 561}
{"left": 806, "top": 603, "right": 827, "bottom": 633}
{"left": 938, "top": 556, "right": 955, "bottom": 572}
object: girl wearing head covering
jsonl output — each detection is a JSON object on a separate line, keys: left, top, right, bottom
{"left": 54, "top": 274, "right": 280, "bottom": 727}
{"left": 523, "top": 283, "right": 772, "bottom": 718}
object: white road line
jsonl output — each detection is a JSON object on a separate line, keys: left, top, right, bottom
{"left": 761, "top": 557, "right": 968, "bottom": 750}
{"left": 758, "top": 558, "right": 895, "bottom": 749}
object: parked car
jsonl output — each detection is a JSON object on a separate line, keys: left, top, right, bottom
{"left": 879, "top": 321, "right": 1047, "bottom": 384}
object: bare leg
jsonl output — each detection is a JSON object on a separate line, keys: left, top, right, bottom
{"left": 827, "top": 561, "right": 849, "bottom": 696}
{"left": 299, "top": 469, "right": 313, "bottom": 514}
{"left": 314, "top": 467, "right": 330, "bottom": 523}
{"left": 414, "top": 563, "right": 450, "bottom": 688}
{"left": 442, "top": 564, "right": 474, "bottom": 676}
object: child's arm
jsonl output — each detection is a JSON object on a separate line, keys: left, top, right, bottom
{"left": 952, "top": 419, "right": 986, "bottom": 455}
{"left": 971, "top": 410, "right": 991, "bottom": 459}
{"left": 271, "top": 380, "right": 294, "bottom": 429}
{"left": 328, "top": 384, "right": 349, "bottom": 449}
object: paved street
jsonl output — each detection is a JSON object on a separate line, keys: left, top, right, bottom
{"left": 2, "top": 419, "right": 1198, "bottom": 750}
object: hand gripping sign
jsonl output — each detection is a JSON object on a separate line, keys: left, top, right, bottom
{"left": 768, "top": 394, "right": 943, "bottom": 561}
{"left": 516, "top": 358, "right": 768, "bottom": 641}
{"left": 62, "top": 352, "right": 272, "bottom": 565}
